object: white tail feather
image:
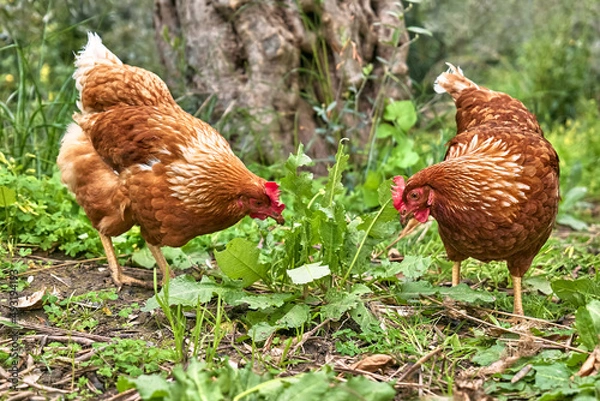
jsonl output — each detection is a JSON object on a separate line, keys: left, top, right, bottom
{"left": 433, "top": 62, "right": 479, "bottom": 95}
{"left": 73, "top": 33, "right": 122, "bottom": 110}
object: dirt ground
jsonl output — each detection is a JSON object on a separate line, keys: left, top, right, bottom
{"left": 1, "top": 226, "right": 596, "bottom": 400}
{"left": 1, "top": 253, "right": 362, "bottom": 400}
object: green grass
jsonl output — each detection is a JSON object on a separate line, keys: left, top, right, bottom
{"left": 5, "top": 137, "right": 597, "bottom": 399}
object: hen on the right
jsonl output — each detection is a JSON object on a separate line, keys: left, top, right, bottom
{"left": 392, "top": 64, "right": 560, "bottom": 317}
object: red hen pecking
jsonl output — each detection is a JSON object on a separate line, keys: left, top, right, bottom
{"left": 57, "top": 33, "right": 285, "bottom": 289}
{"left": 392, "top": 64, "right": 559, "bottom": 317}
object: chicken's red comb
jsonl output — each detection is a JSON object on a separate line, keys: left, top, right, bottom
{"left": 265, "top": 182, "right": 286, "bottom": 214}
{"left": 391, "top": 176, "right": 406, "bottom": 211}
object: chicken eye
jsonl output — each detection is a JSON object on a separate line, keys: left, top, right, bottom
{"left": 409, "top": 191, "right": 419, "bottom": 200}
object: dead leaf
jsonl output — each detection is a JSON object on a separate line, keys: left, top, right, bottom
{"left": 350, "top": 354, "right": 395, "bottom": 372}
{"left": 454, "top": 377, "right": 495, "bottom": 401}
{"left": 577, "top": 346, "right": 600, "bottom": 377}
{"left": 15, "top": 287, "right": 60, "bottom": 311}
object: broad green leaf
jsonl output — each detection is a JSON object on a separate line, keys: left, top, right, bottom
{"left": 130, "top": 374, "right": 170, "bottom": 399}
{"left": 526, "top": 276, "right": 553, "bottom": 295}
{"left": 280, "top": 144, "right": 316, "bottom": 214}
{"left": 383, "top": 100, "right": 417, "bottom": 133}
{"left": 0, "top": 186, "right": 16, "bottom": 206}
{"left": 131, "top": 247, "right": 156, "bottom": 268}
{"left": 562, "top": 186, "right": 588, "bottom": 207}
{"left": 143, "top": 276, "right": 229, "bottom": 311}
{"left": 162, "top": 247, "right": 194, "bottom": 269}
{"left": 214, "top": 238, "right": 267, "bottom": 287}
{"left": 390, "top": 145, "right": 420, "bottom": 169}
{"left": 375, "top": 123, "right": 396, "bottom": 139}
{"left": 360, "top": 170, "right": 382, "bottom": 208}
{"left": 287, "top": 262, "right": 331, "bottom": 285}
{"left": 533, "top": 363, "right": 571, "bottom": 391}
{"left": 439, "top": 283, "right": 496, "bottom": 303}
{"left": 350, "top": 302, "right": 378, "bottom": 334}
{"left": 552, "top": 278, "right": 600, "bottom": 307}
{"left": 278, "top": 369, "right": 329, "bottom": 401}
{"left": 337, "top": 376, "right": 395, "bottom": 401}
{"left": 398, "top": 280, "right": 438, "bottom": 299}
{"left": 538, "top": 388, "right": 589, "bottom": 401}
{"left": 169, "top": 362, "right": 223, "bottom": 401}
{"left": 370, "top": 259, "right": 405, "bottom": 280}
{"left": 377, "top": 178, "right": 394, "bottom": 206}
{"left": 399, "top": 255, "right": 431, "bottom": 280}
{"left": 285, "top": 143, "right": 313, "bottom": 170}
{"left": 227, "top": 293, "right": 292, "bottom": 310}
{"left": 575, "top": 300, "right": 600, "bottom": 349}
{"left": 318, "top": 205, "right": 346, "bottom": 272}
{"left": 248, "top": 321, "right": 280, "bottom": 342}
{"left": 115, "top": 376, "right": 136, "bottom": 393}
{"left": 322, "top": 285, "right": 371, "bottom": 320}
{"left": 276, "top": 304, "right": 311, "bottom": 328}
{"left": 556, "top": 214, "right": 589, "bottom": 231}
{"left": 471, "top": 343, "right": 505, "bottom": 366}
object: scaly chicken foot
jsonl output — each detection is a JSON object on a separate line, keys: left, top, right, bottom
{"left": 512, "top": 275, "right": 524, "bottom": 317}
{"left": 451, "top": 261, "right": 461, "bottom": 286}
{"left": 99, "top": 233, "right": 154, "bottom": 289}
{"left": 147, "top": 243, "right": 175, "bottom": 286}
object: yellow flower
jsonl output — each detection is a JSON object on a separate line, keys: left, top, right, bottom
{"left": 5, "top": 74, "right": 14, "bottom": 83}
{"left": 40, "top": 63, "right": 50, "bottom": 83}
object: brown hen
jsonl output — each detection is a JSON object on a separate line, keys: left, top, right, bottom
{"left": 57, "top": 33, "right": 285, "bottom": 288}
{"left": 392, "top": 64, "right": 559, "bottom": 316}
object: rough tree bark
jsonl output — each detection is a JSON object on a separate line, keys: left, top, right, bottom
{"left": 153, "top": 0, "right": 411, "bottom": 170}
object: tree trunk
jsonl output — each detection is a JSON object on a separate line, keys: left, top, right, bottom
{"left": 153, "top": 0, "right": 411, "bottom": 171}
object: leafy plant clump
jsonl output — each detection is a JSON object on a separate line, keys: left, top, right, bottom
{"left": 119, "top": 360, "right": 396, "bottom": 401}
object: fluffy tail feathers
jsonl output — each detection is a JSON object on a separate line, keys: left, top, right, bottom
{"left": 73, "top": 33, "right": 122, "bottom": 95}
{"left": 433, "top": 63, "right": 481, "bottom": 100}
{"left": 72, "top": 32, "right": 176, "bottom": 115}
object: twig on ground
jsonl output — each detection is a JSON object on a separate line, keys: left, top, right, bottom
{"left": 21, "top": 378, "right": 70, "bottom": 394}
{"left": 475, "top": 306, "right": 572, "bottom": 329}
{"left": 396, "top": 346, "right": 443, "bottom": 382}
{"left": 5, "top": 391, "right": 37, "bottom": 401}
{"left": 105, "top": 388, "right": 140, "bottom": 401}
{"left": 1, "top": 318, "right": 113, "bottom": 342}
{"left": 423, "top": 295, "right": 588, "bottom": 354}
{"left": 50, "top": 274, "right": 71, "bottom": 287}
{"left": 289, "top": 318, "right": 332, "bottom": 356}
{"left": 24, "top": 334, "right": 102, "bottom": 346}
{"left": 334, "top": 364, "right": 395, "bottom": 383}
{"left": 19, "top": 254, "right": 127, "bottom": 277}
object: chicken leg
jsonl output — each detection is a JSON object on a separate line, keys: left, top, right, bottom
{"left": 451, "top": 261, "right": 461, "bottom": 286}
{"left": 511, "top": 275, "right": 524, "bottom": 316}
{"left": 99, "top": 233, "right": 152, "bottom": 289}
{"left": 147, "top": 243, "right": 175, "bottom": 286}
{"left": 99, "top": 233, "right": 174, "bottom": 289}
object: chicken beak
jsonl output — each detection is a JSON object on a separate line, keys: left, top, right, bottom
{"left": 400, "top": 214, "right": 409, "bottom": 226}
{"left": 399, "top": 207, "right": 411, "bottom": 226}
{"left": 272, "top": 213, "right": 285, "bottom": 225}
